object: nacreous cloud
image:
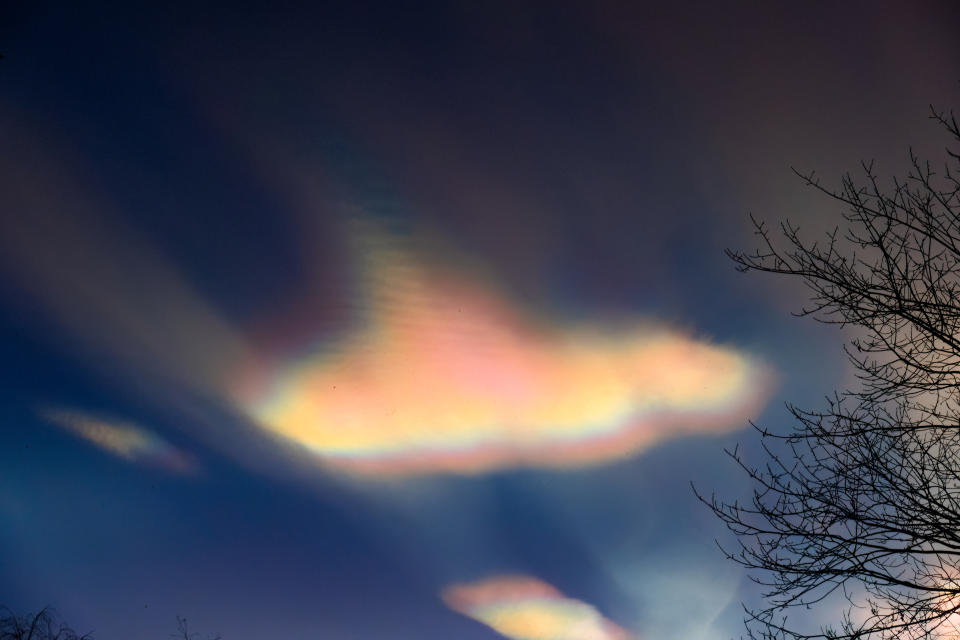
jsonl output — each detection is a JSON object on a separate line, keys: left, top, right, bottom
{"left": 442, "top": 575, "right": 633, "bottom": 640}
{"left": 43, "top": 409, "right": 196, "bottom": 474}
{"left": 236, "top": 225, "right": 773, "bottom": 475}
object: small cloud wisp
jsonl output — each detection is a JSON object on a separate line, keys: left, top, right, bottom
{"left": 42, "top": 409, "right": 197, "bottom": 474}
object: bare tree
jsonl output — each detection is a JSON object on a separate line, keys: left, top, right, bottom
{"left": 0, "top": 608, "right": 90, "bottom": 640}
{"left": 700, "top": 107, "right": 960, "bottom": 640}
{"left": 172, "top": 616, "right": 220, "bottom": 640}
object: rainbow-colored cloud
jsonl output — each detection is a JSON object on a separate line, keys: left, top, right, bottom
{"left": 442, "top": 575, "right": 633, "bottom": 640}
{"left": 237, "top": 227, "right": 772, "bottom": 475}
{"left": 42, "top": 409, "right": 196, "bottom": 474}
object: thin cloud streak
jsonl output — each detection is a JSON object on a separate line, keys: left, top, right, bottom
{"left": 42, "top": 409, "right": 197, "bottom": 474}
{"left": 0, "top": 106, "right": 248, "bottom": 398}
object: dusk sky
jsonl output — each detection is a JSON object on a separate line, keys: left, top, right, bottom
{"left": 2, "top": 3, "right": 960, "bottom": 639}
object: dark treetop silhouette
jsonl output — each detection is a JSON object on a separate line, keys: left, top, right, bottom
{"left": 702, "top": 108, "right": 960, "bottom": 640}
{"left": 172, "top": 616, "right": 220, "bottom": 640}
{"left": 0, "top": 608, "right": 89, "bottom": 640}
{"left": 0, "top": 609, "right": 221, "bottom": 640}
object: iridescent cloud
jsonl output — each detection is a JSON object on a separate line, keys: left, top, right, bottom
{"left": 442, "top": 575, "right": 633, "bottom": 640}
{"left": 236, "top": 225, "right": 773, "bottom": 475}
{"left": 42, "top": 409, "right": 196, "bottom": 474}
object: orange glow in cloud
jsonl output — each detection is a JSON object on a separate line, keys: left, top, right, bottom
{"left": 236, "top": 225, "right": 773, "bottom": 475}
{"left": 442, "top": 575, "right": 633, "bottom": 640}
{"left": 43, "top": 409, "right": 196, "bottom": 474}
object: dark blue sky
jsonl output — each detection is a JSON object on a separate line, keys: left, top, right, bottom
{"left": 2, "top": 3, "right": 959, "bottom": 639}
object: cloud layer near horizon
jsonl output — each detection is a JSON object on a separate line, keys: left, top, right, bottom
{"left": 442, "top": 575, "right": 633, "bottom": 640}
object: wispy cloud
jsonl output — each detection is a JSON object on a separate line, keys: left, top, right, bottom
{"left": 42, "top": 409, "right": 197, "bottom": 474}
{"left": 0, "top": 107, "right": 247, "bottom": 398}
{"left": 442, "top": 575, "right": 633, "bottom": 640}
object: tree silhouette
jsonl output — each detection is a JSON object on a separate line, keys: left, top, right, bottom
{"left": 0, "top": 608, "right": 90, "bottom": 640}
{"left": 0, "top": 608, "right": 226, "bottom": 640}
{"left": 701, "top": 107, "right": 960, "bottom": 640}
{"left": 172, "top": 616, "right": 220, "bottom": 640}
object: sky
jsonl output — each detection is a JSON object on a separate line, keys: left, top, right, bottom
{"left": 1, "top": 2, "right": 959, "bottom": 639}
